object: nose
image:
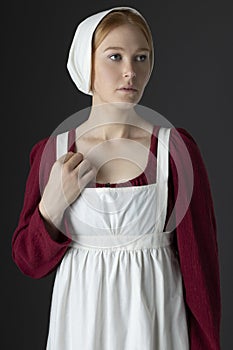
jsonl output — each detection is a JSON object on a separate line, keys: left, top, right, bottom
{"left": 123, "top": 61, "right": 136, "bottom": 79}
{"left": 123, "top": 71, "right": 136, "bottom": 78}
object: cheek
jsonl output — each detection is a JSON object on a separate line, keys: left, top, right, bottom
{"left": 137, "top": 65, "right": 151, "bottom": 85}
{"left": 94, "top": 64, "right": 117, "bottom": 88}
{"left": 138, "top": 63, "right": 151, "bottom": 77}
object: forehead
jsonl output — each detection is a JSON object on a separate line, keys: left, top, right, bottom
{"left": 97, "top": 23, "right": 149, "bottom": 50}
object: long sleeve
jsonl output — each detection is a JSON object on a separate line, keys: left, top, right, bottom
{"left": 11, "top": 137, "right": 71, "bottom": 279}
{"left": 168, "top": 128, "right": 221, "bottom": 349}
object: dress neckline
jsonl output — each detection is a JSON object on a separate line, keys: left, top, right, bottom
{"left": 68, "top": 125, "right": 159, "bottom": 188}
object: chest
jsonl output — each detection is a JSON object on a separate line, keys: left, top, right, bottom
{"left": 76, "top": 136, "right": 151, "bottom": 184}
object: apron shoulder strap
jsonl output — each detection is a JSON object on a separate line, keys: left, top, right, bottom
{"left": 56, "top": 131, "right": 69, "bottom": 160}
{"left": 155, "top": 127, "right": 171, "bottom": 233}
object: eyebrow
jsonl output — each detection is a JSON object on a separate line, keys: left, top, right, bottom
{"left": 104, "top": 46, "right": 150, "bottom": 52}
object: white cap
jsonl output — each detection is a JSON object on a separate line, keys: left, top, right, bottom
{"left": 66, "top": 7, "right": 154, "bottom": 95}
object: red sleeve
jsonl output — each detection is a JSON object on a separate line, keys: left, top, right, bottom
{"left": 168, "top": 127, "right": 221, "bottom": 349}
{"left": 11, "top": 137, "right": 71, "bottom": 279}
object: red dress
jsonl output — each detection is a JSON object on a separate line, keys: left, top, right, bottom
{"left": 11, "top": 126, "right": 221, "bottom": 349}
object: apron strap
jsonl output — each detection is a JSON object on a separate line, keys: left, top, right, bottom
{"left": 155, "top": 127, "right": 171, "bottom": 233}
{"left": 56, "top": 131, "right": 69, "bottom": 160}
{"left": 156, "top": 127, "right": 171, "bottom": 184}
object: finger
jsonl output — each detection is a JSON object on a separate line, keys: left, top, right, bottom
{"left": 76, "top": 159, "right": 91, "bottom": 179}
{"left": 79, "top": 167, "right": 97, "bottom": 190}
{"left": 65, "top": 152, "right": 84, "bottom": 170}
{"left": 58, "top": 152, "right": 75, "bottom": 164}
{"left": 76, "top": 158, "right": 93, "bottom": 178}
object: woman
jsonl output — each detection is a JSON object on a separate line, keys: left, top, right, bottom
{"left": 12, "top": 6, "right": 221, "bottom": 350}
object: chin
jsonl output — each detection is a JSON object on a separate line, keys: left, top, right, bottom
{"left": 110, "top": 100, "right": 138, "bottom": 110}
{"left": 115, "top": 95, "right": 142, "bottom": 107}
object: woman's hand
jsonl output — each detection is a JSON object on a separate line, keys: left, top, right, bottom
{"left": 39, "top": 152, "right": 97, "bottom": 228}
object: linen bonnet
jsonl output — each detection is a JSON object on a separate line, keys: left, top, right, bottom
{"left": 66, "top": 7, "right": 154, "bottom": 95}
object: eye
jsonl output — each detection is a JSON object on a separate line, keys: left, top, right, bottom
{"left": 135, "top": 55, "right": 148, "bottom": 62}
{"left": 109, "top": 54, "right": 122, "bottom": 61}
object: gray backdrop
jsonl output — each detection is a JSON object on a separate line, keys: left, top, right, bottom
{"left": 2, "top": 0, "right": 232, "bottom": 348}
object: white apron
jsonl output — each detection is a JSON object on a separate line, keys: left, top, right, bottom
{"left": 46, "top": 126, "right": 189, "bottom": 350}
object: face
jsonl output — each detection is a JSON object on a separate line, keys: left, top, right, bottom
{"left": 92, "top": 24, "right": 151, "bottom": 106}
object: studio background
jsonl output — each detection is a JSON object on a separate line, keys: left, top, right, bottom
{"left": 2, "top": 0, "right": 232, "bottom": 349}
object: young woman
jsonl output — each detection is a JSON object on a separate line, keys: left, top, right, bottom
{"left": 12, "top": 6, "right": 221, "bottom": 350}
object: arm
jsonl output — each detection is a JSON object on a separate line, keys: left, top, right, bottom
{"left": 168, "top": 127, "right": 221, "bottom": 350}
{"left": 11, "top": 137, "right": 71, "bottom": 279}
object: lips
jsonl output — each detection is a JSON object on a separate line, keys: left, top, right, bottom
{"left": 118, "top": 86, "right": 137, "bottom": 92}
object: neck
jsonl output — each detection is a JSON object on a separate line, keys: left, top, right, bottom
{"left": 86, "top": 102, "right": 142, "bottom": 140}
